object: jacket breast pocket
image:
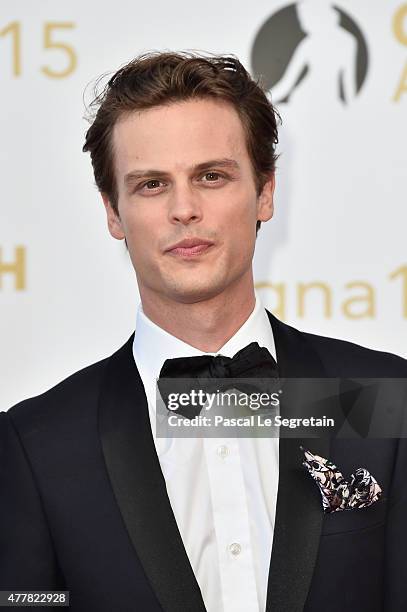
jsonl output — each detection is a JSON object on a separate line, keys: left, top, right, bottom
{"left": 320, "top": 498, "right": 387, "bottom": 536}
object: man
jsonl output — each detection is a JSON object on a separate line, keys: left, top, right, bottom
{"left": 1, "top": 52, "right": 406, "bottom": 612}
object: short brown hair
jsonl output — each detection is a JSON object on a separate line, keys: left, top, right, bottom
{"left": 83, "top": 50, "right": 280, "bottom": 234}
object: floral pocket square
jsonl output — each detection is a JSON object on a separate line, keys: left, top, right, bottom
{"left": 300, "top": 446, "right": 382, "bottom": 514}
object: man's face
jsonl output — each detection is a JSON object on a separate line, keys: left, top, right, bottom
{"left": 103, "top": 98, "right": 274, "bottom": 304}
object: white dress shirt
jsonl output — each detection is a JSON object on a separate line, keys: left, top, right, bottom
{"left": 132, "top": 291, "right": 279, "bottom": 612}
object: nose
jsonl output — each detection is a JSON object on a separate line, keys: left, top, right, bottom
{"left": 167, "top": 182, "right": 203, "bottom": 226}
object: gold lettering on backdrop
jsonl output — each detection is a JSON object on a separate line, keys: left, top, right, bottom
{"left": 393, "top": 4, "right": 407, "bottom": 101}
{"left": 256, "top": 266, "right": 407, "bottom": 320}
{"left": 41, "top": 23, "right": 77, "bottom": 78}
{"left": 0, "top": 21, "right": 76, "bottom": 78}
{"left": 389, "top": 265, "right": 407, "bottom": 317}
{"left": 0, "top": 246, "right": 26, "bottom": 290}
{"left": 393, "top": 62, "right": 407, "bottom": 101}
{"left": 393, "top": 4, "right": 407, "bottom": 45}
{"left": 0, "top": 21, "right": 21, "bottom": 76}
{"left": 341, "top": 282, "right": 375, "bottom": 319}
{"left": 297, "top": 282, "right": 332, "bottom": 318}
{"left": 255, "top": 281, "right": 286, "bottom": 320}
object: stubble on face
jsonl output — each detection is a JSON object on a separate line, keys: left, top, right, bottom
{"left": 111, "top": 98, "right": 268, "bottom": 309}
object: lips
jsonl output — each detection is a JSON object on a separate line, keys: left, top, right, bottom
{"left": 170, "top": 244, "right": 212, "bottom": 256}
{"left": 166, "top": 238, "right": 214, "bottom": 257}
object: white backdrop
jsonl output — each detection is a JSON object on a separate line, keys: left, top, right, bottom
{"left": 1, "top": 0, "right": 406, "bottom": 409}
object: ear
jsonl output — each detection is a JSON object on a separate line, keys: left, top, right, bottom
{"left": 101, "top": 193, "right": 126, "bottom": 240}
{"left": 256, "top": 173, "right": 275, "bottom": 223}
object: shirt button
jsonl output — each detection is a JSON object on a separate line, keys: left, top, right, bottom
{"left": 217, "top": 445, "right": 229, "bottom": 458}
{"left": 228, "top": 542, "right": 242, "bottom": 556}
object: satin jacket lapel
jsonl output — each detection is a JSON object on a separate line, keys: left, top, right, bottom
{"left": 98, "top": 334, "right": 206, "bottom": 612}
{"left": 265, "top": 310, "right": 331, "bottom": 612}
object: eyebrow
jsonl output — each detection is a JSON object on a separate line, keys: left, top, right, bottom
{"left": 123, "top": 158, "right": 240, "bottom": 187}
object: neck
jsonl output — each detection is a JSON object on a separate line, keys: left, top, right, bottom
{"left": 139, "top": 273, "right": 256, "bottom": 353}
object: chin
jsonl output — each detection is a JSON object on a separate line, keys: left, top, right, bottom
{"left": 165, "top": 279, "right": 228, "bottom": 304}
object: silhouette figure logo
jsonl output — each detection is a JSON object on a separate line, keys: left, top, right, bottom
{"left": 251, "top": 0, "right": 368, "bottom": 105}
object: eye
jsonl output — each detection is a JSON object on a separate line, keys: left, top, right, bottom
{"left": 201, "top": 171, "right": 225, "bottom": 183}
{"left": 143, "top": 179, "right": 163, "bottom": 190}
{"left": 134, "top": 179, "right": 166, "bottom": 195}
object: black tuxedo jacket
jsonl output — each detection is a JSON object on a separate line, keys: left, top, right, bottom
{"left": 1, "top": 311, "right": 407, "bottom": 612}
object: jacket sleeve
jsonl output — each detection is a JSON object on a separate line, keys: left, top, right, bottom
{"left": 0, "top": 410, "right": 65, "bottom": 591}
{"left": 384, "top": 415, "right": 407, "bottom": 610}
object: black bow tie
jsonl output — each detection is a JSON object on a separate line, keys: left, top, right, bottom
{"left": 157, "top": 342, "right": 279, "bottom": 419}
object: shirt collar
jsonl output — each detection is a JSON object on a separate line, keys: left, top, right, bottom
{"left": 133, "top": 290, "right": 276, "bottom": 388}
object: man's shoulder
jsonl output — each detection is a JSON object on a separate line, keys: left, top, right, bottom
{"left": 266, "top": 310, "right": 407, "bottom": 376}
{"left": 4, "top": 346, "right": 120, "bottom": 437}
{"left": 300, "top": 325, "right": 407, "bottom": 377}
